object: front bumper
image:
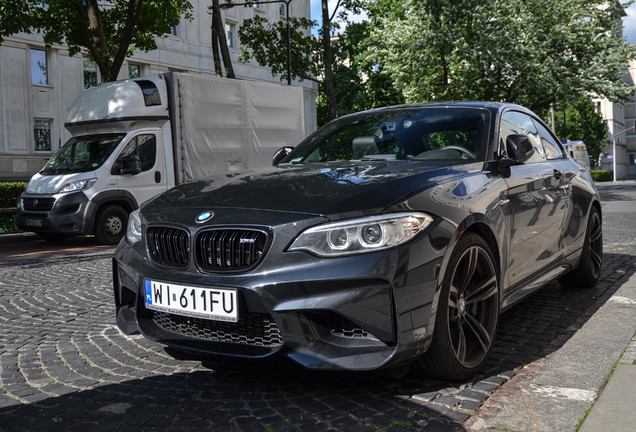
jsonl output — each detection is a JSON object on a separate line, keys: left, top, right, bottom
{"left": 16, "top": 191, "right": 93, "bottom": 235}
{"left": 112, "top": 222, "right": 452, "bottom": 371}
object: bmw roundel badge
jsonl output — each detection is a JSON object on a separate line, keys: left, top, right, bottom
{"left": 195, "top": 211, "right": 215, "bottom": 223}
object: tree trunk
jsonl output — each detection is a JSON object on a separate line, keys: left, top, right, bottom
{"left": 321, "top": 0, "right": 336, "bottom": 121}
{"left": 211, "top": 14, "right": 223, "bottom": 76}
{"left": 211, "top": 0, "right": 235, "bottom": 79}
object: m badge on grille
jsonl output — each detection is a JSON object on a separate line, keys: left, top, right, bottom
{"left": 195, "top": 211, "right": 215, "bottom": 223}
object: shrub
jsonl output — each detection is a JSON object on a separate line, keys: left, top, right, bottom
{"left": 0, "top": 182, "right": 27, "bottom": 208}
{"left": 591, "top": 170, "right": 612, "bottom": 182}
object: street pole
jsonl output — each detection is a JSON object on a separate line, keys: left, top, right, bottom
{"left": 612, "top": 125, "right": 635, "bottom": 183}
{"left": 219, "top": 0, "right": 293, "bottom": 85}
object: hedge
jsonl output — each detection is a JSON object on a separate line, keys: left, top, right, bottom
{"left": 591, "top": 170, "right": 612, "bottom": 182}
{"left": 0, "top": 182, "right": 27, "bottom": 208}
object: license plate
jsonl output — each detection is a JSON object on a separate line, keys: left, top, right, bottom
{"left": 25, "top": 218, "right": 43, "bottom": 227}
{"left": 144, "top": 280, "right": 238, "bottom": 322}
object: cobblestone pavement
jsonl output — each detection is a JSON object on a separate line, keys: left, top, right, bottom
{"left": 0, "top": 248, "right": 634, "bottom": 431}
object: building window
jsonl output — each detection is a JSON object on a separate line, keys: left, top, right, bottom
{"left": 34, "top": 119, "right": 52, "bottom": 152}
{"left": 279, "top": 3, "right": 287, "bottom": 16}
{"left": 83, "top": 57, "right": 98, "bottom": 88}
{"left": 225, "top": 22, "right": 236, "bottom": 49}
{"left": 128, "top": 63, "right": 141, "bottom": 79}
{"left": 629, "top": 153, "right": 635, "bottom": 166}
{"left": 170, "top": 25, "right": 178, "bottom": 36}
{"left": 31, "top": 49, "right": 48, "bottom": 86}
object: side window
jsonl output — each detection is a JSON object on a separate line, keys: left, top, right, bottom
{"left": 534, "top": 120, "right": 565, "bottom": 160}
{"left": 500, "top": 111, "right": 545, "bottom": 163}
{"left": 119, "top": 134, "right": 157, "bottom": 172}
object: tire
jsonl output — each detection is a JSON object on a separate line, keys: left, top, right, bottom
{"left": 560, "top": 205, "right": 602, "bottom": 288}
{"left": 416, "top": 232, "right": 500, "bottom": 380}
{"left": 94, "top": 205, "right": 128, "bottom": 245}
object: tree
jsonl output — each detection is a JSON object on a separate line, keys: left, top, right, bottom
{"left": 210, "top": 0, "right": 235, "bottom": 78}
{"left": 364, "top": 0, "right": 635, "bottom": 112}
{"left": 317, "top": 21, "right": 404, "bottom": 125}
{"left": 237, "top": 0, "right": 364, "bottom": 122}
{"left": 0, "top": 1, "right": 193, "bottom": 82}
{"left": 552, "top": 97, "right": 609, "bottom": 168}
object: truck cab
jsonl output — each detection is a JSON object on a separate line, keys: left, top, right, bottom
{"left": 16, "top": 76, "right": 172, "bottom": 244}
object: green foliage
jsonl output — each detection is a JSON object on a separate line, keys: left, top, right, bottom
{"left": 0, "top": 214, "right": 18, "bottom": 234}
{"left": 236, "top": 0, "right": 367, "bottom": 121}
{"left": 0, "top": 1, "right": 193, "bottom": 82}
{"left": 365, "top": 0, "right": 635, "bottom": 111}
{"left": 591, "top": 170, "right": 613, "bottom": 182}
{"left": 238, "top": 15, "right": 319, "bottom": 83}
{"left": 0, "top": 0, "right": 32, "bottom": 40}
{"left": 317, "top": 22, "right": 404, "bottom": 126}
{"left": 0, "top": 182, "right": 26, "bottom": 208}
{"left": 550, "top": 97, "right": 609, "bottom": 168}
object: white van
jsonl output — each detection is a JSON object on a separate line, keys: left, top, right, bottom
{"left": 562, "top": 140, "right": 591, "bottom": 173}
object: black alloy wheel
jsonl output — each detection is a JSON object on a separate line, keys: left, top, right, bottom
{"left": 418, "top": 232, "right": 500, "bottom": 380}
{"left": 560, "top": 205, "right": 602, "bottom": 288}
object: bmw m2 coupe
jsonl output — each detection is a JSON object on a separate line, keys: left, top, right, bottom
{"left": 113, "top": 102, "right": 602, "bottom": 380}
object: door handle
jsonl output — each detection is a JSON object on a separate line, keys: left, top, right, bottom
{"left": 155, "top": 171, "right": 161, "bottom": 183}
{"left": 553, "top": 169, "right": 563, "bottom": 180}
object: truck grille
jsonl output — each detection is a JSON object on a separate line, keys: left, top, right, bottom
{"left": 147, "top": 226, "right": 190, "bottom": 268}
{"left": 195, "top": 229, "right": 268, "bottom": 272}
{"left": 22, "top": 197, "right": 55, "bottom": 212}
{"left": 151, "top": 310, "right": 283, "bottom": 348}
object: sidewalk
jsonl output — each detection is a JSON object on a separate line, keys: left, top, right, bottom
{"left": 464, "top": 266, "right": 636, "bottom": 432}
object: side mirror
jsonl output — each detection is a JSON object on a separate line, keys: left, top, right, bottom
{"left": 112, "top": 154, "right": 142, "bottom": 175}
{"left": 501, "top": 134, "right": 535, "bottom": 167}
{"left": 272, "top": 146, "right": 295, "bottom": 166}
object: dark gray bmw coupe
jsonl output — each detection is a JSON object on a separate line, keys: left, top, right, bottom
{"left": 113, "top": 102, "right": 602, "bottom": 380}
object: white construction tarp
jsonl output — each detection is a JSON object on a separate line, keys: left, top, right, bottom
{"left": 175, "top": 73, "right": 306, "bottom": 182}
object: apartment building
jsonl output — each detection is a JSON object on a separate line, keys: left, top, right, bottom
{"left": 0, "top": 0, "right": 316, "bottom": 181}
{"left": 595, "top": 58, "right": 636, "bottom": 180}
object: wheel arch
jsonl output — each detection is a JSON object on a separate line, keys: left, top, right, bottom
{"left": 86, "top": 190, "right": 139, "bottom": 233}
{"left": 464, "top": 220, "right": 501, "bottom": 286}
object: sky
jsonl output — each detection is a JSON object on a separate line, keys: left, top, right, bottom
{"left": 624, "top": 2, "right": 636, "bottom": 45}
{"left": 310, "top": 1, "right": 636, "bottom": 45}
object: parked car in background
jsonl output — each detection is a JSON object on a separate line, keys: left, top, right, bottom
{"left": 113, "top": 102, "right": 602, "bottom": 380}
{"left": 562, "top": 140, "right": 592, "bottom": 173}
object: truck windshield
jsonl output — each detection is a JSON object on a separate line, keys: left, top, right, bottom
{"left": 41, "top": 134, "right": 125, "bottom": 175}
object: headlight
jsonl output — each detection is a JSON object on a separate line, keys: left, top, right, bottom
{"left": 289, "top": 212, "right": 433, "bottom": 257}
{"left": 58, "top": 178, "right": 97, "bottom": 193}
{"left": 126, "top": 210, "right": 142, "bottom": 244}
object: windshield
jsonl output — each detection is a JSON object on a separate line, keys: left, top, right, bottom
{"left": 41, "top": 134, "right": 125, "bottom": 175}
{"left": 283, "top": 107, "right": 490, "bottom": 165}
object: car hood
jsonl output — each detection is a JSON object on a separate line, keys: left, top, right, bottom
{"left": 146, "top": 161, "right": 482, "bottom": 220}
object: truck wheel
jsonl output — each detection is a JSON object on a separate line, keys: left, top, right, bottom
{"left": 95, "top": 205, "right": 128, "bottom": 245}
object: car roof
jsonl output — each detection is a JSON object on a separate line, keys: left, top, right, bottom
{"left": 345, "top": 101, "right": 534, "bottom": 117}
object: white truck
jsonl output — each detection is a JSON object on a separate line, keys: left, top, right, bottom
{"left": 16, "top": 72, "right": 307, "bottom": 244}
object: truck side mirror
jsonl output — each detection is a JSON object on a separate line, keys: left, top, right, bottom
{"left": 272, "top": 146, "right": 295, "bottom": 166}
{"left": 112, "top": 154, "right": 142, "bottom": 175}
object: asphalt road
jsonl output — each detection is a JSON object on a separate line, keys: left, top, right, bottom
{"left": 597, "top": 180, "right": 636, "bottom": 255}
{"left": 0, "top": 181, "right": 634, "bottom": 431}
